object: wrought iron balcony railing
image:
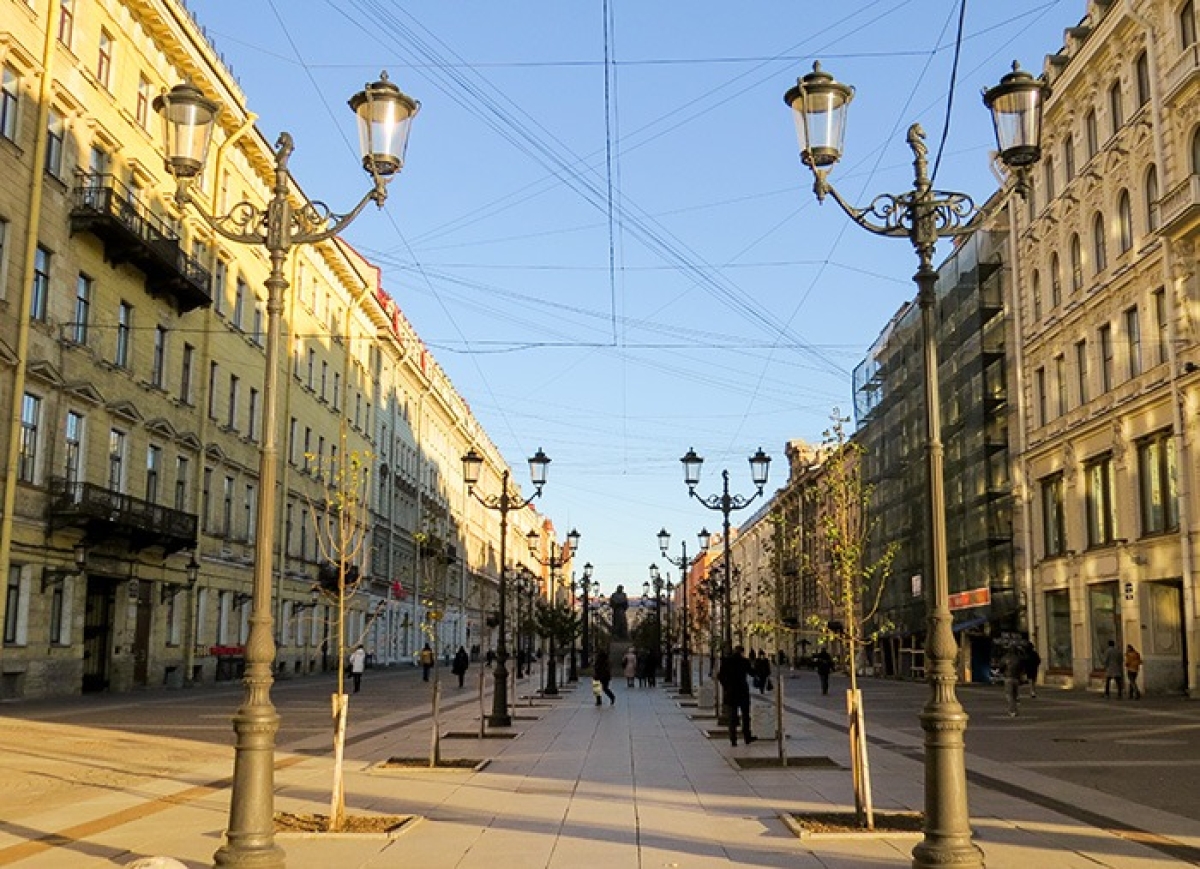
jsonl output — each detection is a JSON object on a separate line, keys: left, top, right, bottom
{"left": 48, "top": 478, "right": 199, "bottom": 555}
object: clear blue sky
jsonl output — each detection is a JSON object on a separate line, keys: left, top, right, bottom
{"left": 187, "top": 0, "right": 1079, "bottom": 593}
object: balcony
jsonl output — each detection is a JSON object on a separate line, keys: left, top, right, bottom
{"left": 69, "top": 174, "right": 212, "bottom": 313}
{"left": 1158, "top": 174, "right": 1200, "bottom": 238}
{"left": 47, "top": 479, "right": 199, "bottom": 555}
{"left": 1164, "top": 44, "right": 1200, "bottom": 104}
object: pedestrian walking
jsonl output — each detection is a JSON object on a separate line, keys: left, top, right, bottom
{"left": 623, "top": 647, "right": 638, "bottom": 687}
{"left": 419, "top": 643, "right": 435, "bottom": 682}
{"left": 753, "top": 650, "right": 772, "bottom": 694}
{"left": 1024, "top": 641, "right": 1041, "bottom": 698}
{"left": 593, "top": 648, "right": 616, "bottom": 705}
{"left": 1102, "top": 639, "right": 1124, "bottom": 698}
{"left": 1001, "top": 645, "right": 1023, "bottom": 717}
{"left": 348, "top": 644, "right": 366, "bottom": 694}
{"left": 1125, "top": 644, "right": 1143, "bottom": 699}
{"left": 813, "top": 647, "right": 833, "bottom": 695}
{"left": 485, "top": 648, "right": 496, "bottom": 669}
{"left": 452, "top": 645, "right": 470, "bottom": 688}
{"left": 718, "top": 644, "right": 754, "bottom": 746}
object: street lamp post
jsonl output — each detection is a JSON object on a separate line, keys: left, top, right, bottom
{"left": 527, "top": 527, "right": 579, "bottom": 696}
{"left": 657, "top": 528, "right": 694, "bottom": 695}
{"left": 567, "top": 570, "right": 579, "bottom": 683}
{"left": 680, "top": 448, "right": 771, "bottom": 652}
{"left": 578, "top": 563, "right": 596, "bottom": 669}
{"left": 644, "top": 565, "right": 664, "bottom": 681}
{"left": 783, "top": 60, "right": 1047, "bottom": 869}
{"left": 664, "top": 578, "right": 675, "bottom": 683}
{"left": 155, "top": 73, "right": 418, "bottom": 869}
{"left": 462, "top": 447, "right": 551, "bottom": 727}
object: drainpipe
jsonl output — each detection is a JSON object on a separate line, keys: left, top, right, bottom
{"left": 0, "top": 1, "right": 59, "bottom": 668}
{"left": 1126, "top": 0, "right": 1196, "bottom": 695}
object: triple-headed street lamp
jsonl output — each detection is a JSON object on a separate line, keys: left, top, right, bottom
{"left": 783, "top": 59, "right": 1047, "bottom": 869}
{"left": 680, "top": 447, "right": 771, "bottom": 651}
{"left": 657, "top": 528, "right": 694, "bottom": 696}
{"left": 462, "top": 447, "right": 551, "bottom": 726}
{"left": 155, "top": 73, "right": 418, "bottom": 869}
{"left": 526, "top": 526, "right": 580, "bottom": 696}
{"left": 576, "top": 563, "right": 598, "bottom": 669}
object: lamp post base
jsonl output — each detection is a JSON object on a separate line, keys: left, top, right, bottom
{"left": 487, "top": 713, "right": 512, "bottom": 728}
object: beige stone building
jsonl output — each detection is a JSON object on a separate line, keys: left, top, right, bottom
{"left": 0, "top": 0, "right": 546, "bottom": 698}
{"left": 1013, "top": 0, "right": 1200, "bottom": 694}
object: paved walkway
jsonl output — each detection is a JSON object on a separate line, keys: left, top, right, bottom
{"left": 4, "top": 670, "right": 1200, "bottom": 867}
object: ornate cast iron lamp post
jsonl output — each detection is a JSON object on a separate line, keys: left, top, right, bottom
{"left": 462, "top": 447, "right": 551, "bottom": 726}
{"left": 644, "top": 565, "right": 664, "bottom": 680}
{"left": 578, "top": 563, "right": 597, "bottom": 669}
{"left": 657, "top": 528, "right": 695, "bottom": 695}
{"left": 155, "top": 73, "right": 418, "bottom": 869}
{"left": 783, "top": 59, "right": 1046, "bottom": 869}
{"left": 526, "top": 527, "right": 579, "bottom": 695}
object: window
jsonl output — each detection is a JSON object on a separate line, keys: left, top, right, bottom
{"left": 1085, "top": 453, "right": 1117, "bottom": 547}
{"left": 97, "top": 29, "right": 113, "bottom": 90}
{"left": 1063, "top": 134, "right": 1076, "bottom": 181}
{"left": 244, "top": 484, "right": 256, "bottom": 543}
{"left": 64, "top": 411, "right": 83, "bottom": 485}
{"left": 18, "top": 393, "right": 40, "bottom": 483}
{"left": 115, "top": 301, "right": 132, "bottom": 367}
{"left": 1070, "top": 234, "right": 1083, "bottom": 291}
{"left": 1118, "top": 191, "right": 1133, "bottom": 253}
{"left": 5, "top": 565, "right": 27, "bottom": 645}
{"left": 1075, "top": 339, "right": 1089, "bottom": 405}
{"left": 174, "top": 455, "right": 189, "bottom": 511}
{"left": 0, "top": 219, "right": 8, "bottom": 300}
{"left": 1108, "top": 81, "right": 1123, "bottom": 135}
{"left": 1035, "top": 366, "right": 1047, "bottom": 426}
{"left": 1139, "top": 430, "right": 1178, "bottom": 535}
{"left": 29, "top": 245, "right": 50, "bottom": 321}
{"left": 1100, "top": 323, "right": 1114, "bottom": 392}
{"left": 1092, "top": 212, "right": 1107, "bottom": 273}
{"left": 1, "top": 67, "right": 18, "bottom": 141}
{"left": 1193, "top": 128, "right": 1200, "bottom": 173}
{"left": 1050, "top": 253, "right": 1062, "bottom": 307}
{"left": 151, "top": 326, "right": 167, "bottom": 388}
{"left": 45, "top": 109, "right": 64, "bottom": 177}
{"left": 1135, "top": 51, "right": 1151, "bottom": 108}
{"left": 252, "top": 304, "right": 263, "bottom": 345}
{"left": 48, "top": 580, "right": 67, "bottom": 645}
{"left": 180, "top": 343, "right": 195, "bottom": 404}
{"left": 208, "top": 362, "right": 219, "bottom": 418}
{"left": 57, "top": 0, "right": 74, "bottom": 46}
{"left": 213, "top": 260, "right": 226, "bottom": 315}
{"left": 248, "top": 388, "right": 259, "bottom": 442}
{"left": 1146, "top": 164, "right": 1160, "bottom": 232}
{"left": 320, "top": 361, "right": 328, "bottom": 401}
{"left": 303, "top": 427, "right": 312, "bottom": 472}
{"left": 333, "top": 372, "right": 340, "bottom": 410}
{"left": 288, "top": 417, "right": 298, "bottom": 464}
{"left": 233, "top": 278, "right": 246, "bottom": 328}
{"left": 202, "top": 468, "right": 213, "bottom": 531}
{"left": 136, "top": 75, "right": 151, "bottom": 128}
{"left": 222, "top": 476, "right": 234, "bottom": 536}
{"left": 1031, "top": 270, "right": 1042, "bottom": 321}
{"left": 1154, "top": 287, "right": 1169, "bottom": 366}
{"left": 300, "top": 508, "right": 309, "bottom": 562}
{"left": 1041, "top": 474, "right": 1066, "bottom": 557}
{"left": 72, "top": 273, "right": 91, "bottom": 343}
{"left": 227, "top": 374, "right": 239, "bottom": 430}
{"left": 146, "top": 444, "right": 161, "bottom": 503}
{"left": 1183, "top": 0, "right": 1197, "bottom": 48}
{"left": 307, "top": 348, "right": 315, "bottom": 390}
{"left": 108, "top": 429, "right": 126, "bottom": 493}
{"left": 1042, "top": 156, "right": 1055, "bottom": 200}
{"left": 1085, "top": 109, "right": 1099, "bottom": 160}
{"left": 1126, "top": 306, "right": 1142, "bottom": 377}
{"left": 1055, "top": 354, "right": 1067, "bottom": 416}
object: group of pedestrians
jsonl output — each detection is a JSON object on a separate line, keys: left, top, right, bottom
{"left": 621, "top": 647, "right": 661, "bottom": 687}
{"left": 1102, "top": 640, "right": 1143, "bottom": 699}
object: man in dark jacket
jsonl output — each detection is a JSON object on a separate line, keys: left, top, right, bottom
{"left": 718, "top": 644, "right": 754, "bottom": 746}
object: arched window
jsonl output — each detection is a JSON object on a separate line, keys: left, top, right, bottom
{"left": 1063, "top": 134, "right": 1076, "bottom": 180}
{"left": 1050, "top": 253, "right": 1063, "bottom": 307}
{"left": 1183, "top": 0, "right": 1197, "bottom": 49}
{"left": 1043, "top": 156, "right": 1056, "bottom": 200}
{"left": 1192, "top": 127, "right": 1200, "bottom": 173}
{"left": 1135, "top": 51, "right": 1151, "bottom": 107}
{"left": 1109, "top": 81, "right": 1124, "bottom": 135}
{"left": 1032, "top": 270, "right": 1043, "bottom": 321}
{"left": 1070, "top": 234, "right": 1084, "bottom": 291}
{"left": 1146, "top": 164, "right": 1160, "bottom": 231}
{"left": 1085, "top": 109, "right": 1099, "bottom": 159}
{"left": 1093, "top": 212, "right": 1108, "bottom": 273}
{"left": 1118, "top": 190, "right": 1134, "bottom": 253}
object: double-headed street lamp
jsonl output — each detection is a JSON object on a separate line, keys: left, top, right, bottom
{"left": 577, "top": 563, "right": 598, "bottom": 669}
{"left": 657, "top": 528, "right": 694, "bottom": 695}
{"left": 527, "top": 526, "right": 579, "bottom": 696}
{"left": 462, "top": 447, "right": 551, "bottom": 726}
{"left": 513, "top": 565, "right": 541, "bottom": 677}
{"left": 155, "top": 74, "right": 418, "bottom": 869}
{"left": 783, "top": 60, "right": 1047, "bottom": 869}
{"left": 680, "top": 448, "right": 771, "bottom": 651}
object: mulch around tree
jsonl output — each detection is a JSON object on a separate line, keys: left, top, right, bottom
{"left": 378, "top": 756, "right": 487, "bottom": 771}
{"left": 274, "top": 812, "right": 413, "bottom": 835}
{"left": 733, "top": 755, "right": 841, "bottom": 770}
{"left": 783, "top": 810, "right": 924, "bottom": 838}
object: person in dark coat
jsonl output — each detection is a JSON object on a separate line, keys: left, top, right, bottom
{"left": 593, "top": 648, "right": 615, "bottom": 705}
{"left": 753, "top": 650, "right": 772, "bottom": 693}
{"left": 451, "top": 646, "right": 469, "bottom": 687}
{"left": 1024, "top": 641, "right": 1041, "bottom": 698}
{"left": 718, "top": 644, "right": 754, "bottom": 746}
{"left": 813, "top": 647, "right": 834, "bottom": 695}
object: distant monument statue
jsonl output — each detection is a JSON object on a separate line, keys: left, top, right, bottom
{"left": 610, "top": 585, "right": 629, "bottom": 640}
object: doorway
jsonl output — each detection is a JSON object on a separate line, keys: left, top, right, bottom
{"left": 82, "top": 576, "right": 117, "bottom": 692}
